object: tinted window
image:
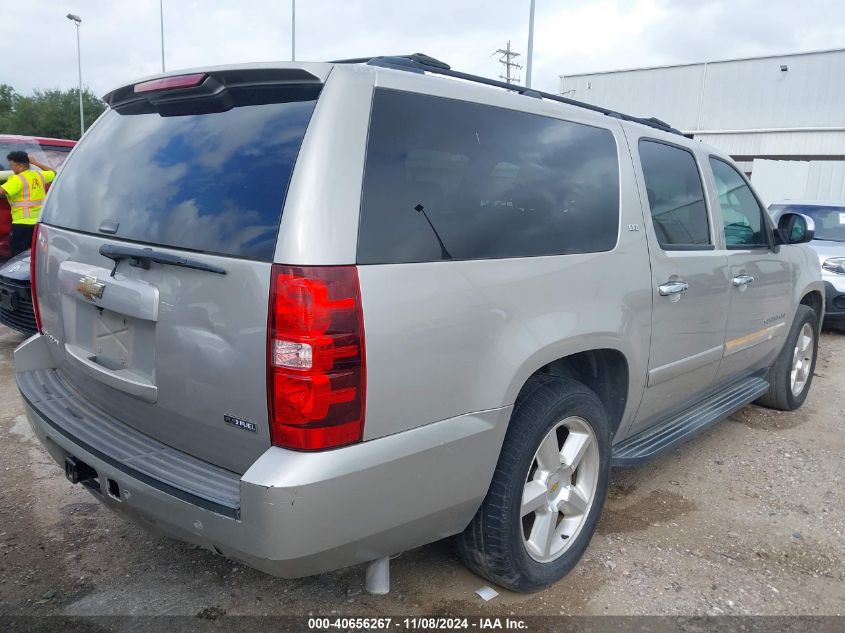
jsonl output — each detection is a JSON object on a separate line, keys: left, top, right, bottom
{"left": 0, "top": 141, "right": 41, "bottom": 170}
{"left": 709, "top": 157, "right": 768, "bottom": 248}
{"left": 0, "top": 141, "right": 66, "bottom": 179}
{"left": 638, "top": 140, "right": 710, "bottom": 249}
{"left": 357, "top": 90, "right": 620, "bottom": 263}
{"left": 769, "top": 203, "right": 845, "bottom": 242}
{"left": 43, "top": 86, "right": 319, "bottom": 261}
{"left": 39, "top": 146, "right": 73, "bottom": 171}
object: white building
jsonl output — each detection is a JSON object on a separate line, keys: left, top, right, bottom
{"left": 559, "top": 48, "right": 845, "bottom": 206}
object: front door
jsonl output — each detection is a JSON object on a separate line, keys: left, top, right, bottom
{"left": 706, "top": 156, "right": 792, "bottom": 381}
{"left": 627, "top": 138, "right": 731, "bottom": 435}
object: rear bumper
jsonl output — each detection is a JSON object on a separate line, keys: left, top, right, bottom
{"left": 15, "top": 334, "right": 509, "bottom": 577}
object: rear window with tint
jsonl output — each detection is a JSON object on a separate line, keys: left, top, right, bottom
{"left": 0, "top": 141, "right": 41, "bottom": 169}
{"left": 43, "top": 86, "right": 319, "bottom": 261}
{"left": 0, "top": 142, "right": 70, "bottom": 171}
{"left": 39, "top": 146, "right": 73, "bottom": 170}
{"left": 357, "top": 89, "right": 620, "bottom": 264}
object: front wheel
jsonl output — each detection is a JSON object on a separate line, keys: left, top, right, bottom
{"left": 456, "top": 377, "right": 611, "bottom": 592}
{"left": 756, "top": 305, "right": 819, "bottom": 411}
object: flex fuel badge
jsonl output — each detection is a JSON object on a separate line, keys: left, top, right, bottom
{"left": 224, "top": 414, "right": 257, "bottom": 433}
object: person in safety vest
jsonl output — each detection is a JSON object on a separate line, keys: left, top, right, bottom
{"left": 1, "top": 151, "right": 55, "bottom": 256}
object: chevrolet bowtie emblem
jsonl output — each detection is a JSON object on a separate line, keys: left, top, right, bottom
{"left": 76, "top": 275, "right": 106, "bottom": 301}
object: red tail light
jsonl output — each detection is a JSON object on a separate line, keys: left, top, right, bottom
{"left": 30, "top": 224, "right": 44, "bottom": 334}
{"left": 267, "top": 265, "right": 366, "bottom": 450}
{"left": 134, "top": 73, "right": 206, "bottom": 93}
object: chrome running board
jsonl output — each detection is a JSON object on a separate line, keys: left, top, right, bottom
{"left": 612, "top": 375, "right": 769, "bottom": 467}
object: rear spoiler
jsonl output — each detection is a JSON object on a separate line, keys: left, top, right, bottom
{"left": 104, "top": 67, "right": 323, "bottom": 115}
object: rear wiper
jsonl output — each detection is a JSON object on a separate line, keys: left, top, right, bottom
{"left": 99, "top": 244, "right": 227, "bottom": 277}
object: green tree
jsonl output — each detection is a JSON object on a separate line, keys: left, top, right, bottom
{"left": 0, "top": 84, "right": 16, "bottom": 131}
{"left": 0, "top": 84, "right": 105, "bottom": 140}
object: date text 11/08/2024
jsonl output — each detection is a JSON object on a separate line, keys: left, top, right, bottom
{"left": 307, "top": 617, "right": 528, "bottom": 630}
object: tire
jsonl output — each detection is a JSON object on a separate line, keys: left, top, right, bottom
{"left": 456, "top": 376, "right": 611, "bottom": 592}
{"left": 756, "top": 305, "right": 819, "bottom": 411}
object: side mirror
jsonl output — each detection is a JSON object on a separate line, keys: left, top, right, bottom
{"left": 776, "top": 212, "right": 814, "bottom": 245}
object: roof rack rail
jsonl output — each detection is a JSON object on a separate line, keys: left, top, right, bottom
{"left": 333, "top": 53, "right": 682, "bottom": 136}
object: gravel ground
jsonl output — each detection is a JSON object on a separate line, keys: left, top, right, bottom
{"left": 0, "top": 324, "right": 843, "bottom": 617}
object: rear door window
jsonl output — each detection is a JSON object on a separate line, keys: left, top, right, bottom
{"left": 357, "top": 89, "right": 620, "bottom": 264}
{"left": 43, "top": 86, "right": 319, "bottom": 261}
{"left": 638, "top": 140, "right": 711, "bottom": 250}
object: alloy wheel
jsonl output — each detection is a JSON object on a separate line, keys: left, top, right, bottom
{"left": 521, "top": 416, "right": 600, "bottom": 563}
{"left": 790, "top": 322, "right": 814, "bottom": 397}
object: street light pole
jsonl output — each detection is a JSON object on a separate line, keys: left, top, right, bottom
{"left": 66, "top": 14, "right": 84, "bottom": 137}
{"left": 160, "top": 0, "right": 166, "bottom": 72}
{"left": 525, "top": 0, "right": 535, "bottom": 88}
{"left": 291, "top": 0, "right": 296, "bottom": 61}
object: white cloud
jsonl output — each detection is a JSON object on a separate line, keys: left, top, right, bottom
{"left": 531, "top": 0, "right": 668, "bottom": 84}
{"left": 2, "top": 0, "right": 843, "bottom": 98}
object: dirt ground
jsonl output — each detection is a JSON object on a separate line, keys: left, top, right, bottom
{"left": 0, "top": 323, "right": 843, "bottom": 618}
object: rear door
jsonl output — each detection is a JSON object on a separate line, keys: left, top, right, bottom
{"left": 34, "top": 71, "right": 322, "bottom": 473}
{"left": 627, "top": 137, "right": 730, "bottom": 434}
{"left": 706, "top": 156, "right": 792, "bottom": 381}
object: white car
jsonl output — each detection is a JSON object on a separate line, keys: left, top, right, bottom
{"left": 770, "top": 200, "right": 845, "bottom": 329}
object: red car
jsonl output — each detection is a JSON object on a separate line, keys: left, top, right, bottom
{"left": 0, "top": 134, "right": 76, "bottom": 260}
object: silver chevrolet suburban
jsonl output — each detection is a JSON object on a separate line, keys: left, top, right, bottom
{"left": 14, "top": 54, "right": 824, "bottom": 593}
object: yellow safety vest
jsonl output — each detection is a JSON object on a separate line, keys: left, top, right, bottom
{"left": 9, "top": 170, "right": 47, "bottom": 225}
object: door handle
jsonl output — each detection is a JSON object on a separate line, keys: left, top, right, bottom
{"left": 658, "top": 281, "right": 689, "bottom": 296}
{"left": 731, "top": 274, "right": 755, "bottom": 287}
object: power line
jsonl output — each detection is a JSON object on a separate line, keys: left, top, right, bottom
{"left": 448, "top": 52, "right": 498, "bottom": 71}
{"left": 495, "top": 40, "right": 522, "bottom": 84}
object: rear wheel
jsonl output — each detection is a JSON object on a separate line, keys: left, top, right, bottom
{"left": 456, "top": 377, "right": 611, "bottom": 592}
{"left": 757, "top": 305, "right": 819, "bottom": 411}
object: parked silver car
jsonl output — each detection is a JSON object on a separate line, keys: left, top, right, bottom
{"left": 14, "top": 55, "right": 824, "bottom": 592}
{"left": 769, "top": 200, "right": 845, "bottom": 329}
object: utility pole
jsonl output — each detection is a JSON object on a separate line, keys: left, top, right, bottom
{"left": 160, "top": 0, "right": 166, "bottom": 72}
{"left": 291, "top": 0, "right": 296, "bottom": 61}
{"left": 525, "top": 0, "right": 535, "bottom": 88}
{"left": 495, "top": 41, "right": 522, "bottom": 84}
{"left": 66, "top": 14, "right": 84, "bottom": 137}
